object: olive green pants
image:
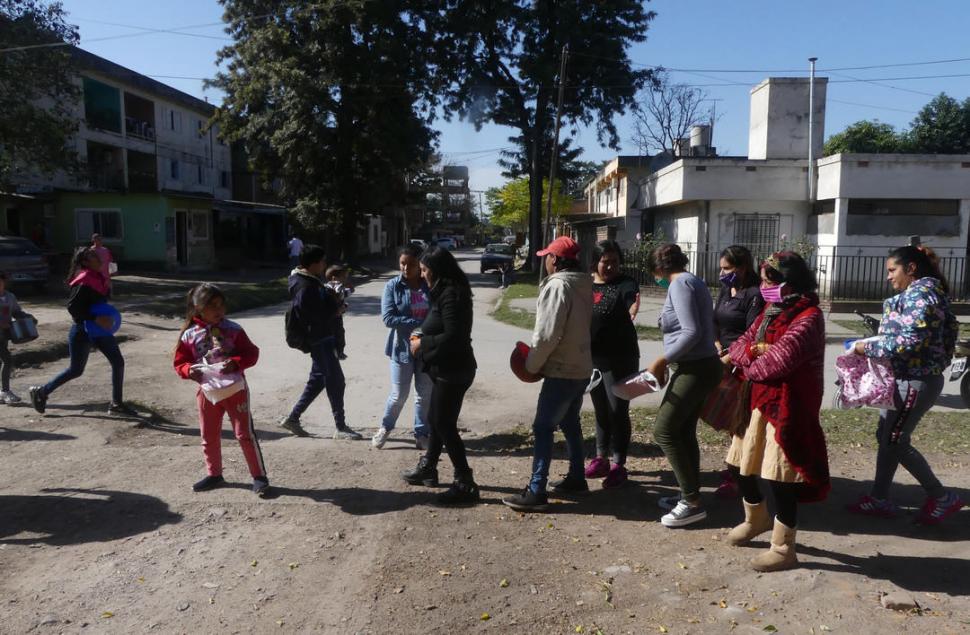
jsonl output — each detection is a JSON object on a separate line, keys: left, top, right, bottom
{"left": 653, "top": 356, "right": 723, "bottom": 503}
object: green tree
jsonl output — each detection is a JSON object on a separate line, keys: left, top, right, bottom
{"left": 436, "top": 2, "right": 655, "bottom": 269}
{"left": 489, "top": 177, "right": 570, "bottom": 231}
{"left": 209, "top": 1, "right": 438, "bottom": 259}
{"left": 823, "top": 120, "right": 903, "bottom": 155}
{"left": 906, "top": 93, "right": 970, "bottom": 154}
{"left": 0, "top": 0, "right": 79, "bottom": 187}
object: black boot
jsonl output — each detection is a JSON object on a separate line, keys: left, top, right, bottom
{"left": 401, "top": 456, "right": 438, "bottom": 486}
{"left": 436, "top": 469, "right": 480, "bottom": 506}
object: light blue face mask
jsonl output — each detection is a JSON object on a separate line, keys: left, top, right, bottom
{"left": 654, "top": 277, "right": 670, "bottom": 290}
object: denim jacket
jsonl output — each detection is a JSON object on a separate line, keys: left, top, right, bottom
{"left": 382, "top": 275, "right": 430, "bottom": 363}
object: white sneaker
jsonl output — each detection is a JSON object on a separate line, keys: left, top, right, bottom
{"left": 415, "top": 435, "right": 429, "bottom": 451}
{"left": 1, "top": 391, "right": 21, "bottom": 405}
{"left": 372, "top": 427, "right": 390, "bottom": 449}
{"left": 661, "top": 500, "right": 707, "bottom": 528}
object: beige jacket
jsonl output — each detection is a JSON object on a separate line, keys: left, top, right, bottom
{"left": 525, "top": 271, "right": 593, "bottom": 379}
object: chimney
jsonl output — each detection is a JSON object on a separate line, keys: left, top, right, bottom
{"left": 748, "top": 77, "right": 827, "bottom": 160}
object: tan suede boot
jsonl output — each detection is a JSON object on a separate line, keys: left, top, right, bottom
{"left": 750, "top": 518, "right": 798, "bottom": 572}
{"left": 726, "top": 500, "right": 772, "bottom": 546}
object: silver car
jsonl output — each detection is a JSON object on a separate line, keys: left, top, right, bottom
{"left": 0, "top": 237, "right": 50, "bottom": 290}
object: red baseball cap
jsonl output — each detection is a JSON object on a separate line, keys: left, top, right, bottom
{"left": 536, "top": 236, "right": 580, "bottom": 259}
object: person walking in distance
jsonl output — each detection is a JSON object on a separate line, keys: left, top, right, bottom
{"left": 174, "top": 284, "right": 269, "bottom": 496}
{"left": 503, "top": 236, "right": 593, "bottom": 512}
{"left": 646, "top": 243, "right": 723, "bottom": 528}
{"left": 287, "top": 233, "right": 304, "bottom": 269}
{"left": 401, "top": 247, "right": 480, "bottom": 505}
{"left": 373, "top": 244, "right": 433, "bottom": 450}
{"left": 585, "top": 240, "right": 640, "bottom": 489}
{"left": 0, "top": 271, "right": 35, "bottom": 404}
{"left": 279, "top": 245, "right": 362, "bottom": 440}
{"left": 847, "top": 245, "right": 964, "bottom": 525}
{"left": 29, "top": 247, "right": 134, "bottom": 416}
{"left": 726, "top": 252, "right": 830, "bottom": 572}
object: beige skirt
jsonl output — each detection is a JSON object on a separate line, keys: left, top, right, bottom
{"left": 726, "top": 408, "right": 803, "bottom": 483}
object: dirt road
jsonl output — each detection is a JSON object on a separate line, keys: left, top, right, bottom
{"left": 1, "top": 251, "right": 968, "bottom": 634}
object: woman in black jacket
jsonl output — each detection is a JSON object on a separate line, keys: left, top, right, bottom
{"left": 401, "top": 246, "right": 479, "bottom": 505}
{"left": 711, "top": 244, "right": 764, "bottom": 497}
{"left": 30, "top": 247, "right": 133, "bottom": 415}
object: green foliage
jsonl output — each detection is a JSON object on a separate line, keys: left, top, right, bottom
{"left": 489, "top": 178, "right": 571, "bottom": 230}
{"left": 825, "top": 92, "right": 970, "bottom": 156}
{"left": 823, "top": 120, "right": 903, "bottom": 155}
{"left": 436, "top": 2, "right": 656, "bottom": 260}
{"left": 0, "top": 0, "right": 80, "bottom": 187}
{"left": 209, "top": 1, "right": 438, "bottom": 257}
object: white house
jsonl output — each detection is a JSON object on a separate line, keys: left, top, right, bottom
{"left": 631, "top": 76, "right": 970, "bottom": 300}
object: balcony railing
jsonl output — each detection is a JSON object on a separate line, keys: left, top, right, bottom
{"left": 86, "top": 167, "right": 126, "bottom": 191}
{"left": 125, "top": 117, "right": 156, "bottom": 141}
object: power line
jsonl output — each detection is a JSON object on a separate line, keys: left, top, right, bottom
{"left": 827, "top": 98, "right": 918, "bottom": 115}
{"left": 71, "top": 17, "right": 231, "bottom": 42}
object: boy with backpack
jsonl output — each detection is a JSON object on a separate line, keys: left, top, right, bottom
{"left": 280, "top": 245, "right": 362, "bottom": 440}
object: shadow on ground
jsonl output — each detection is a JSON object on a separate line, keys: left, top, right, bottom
{"left": 0, "top": 488, "right": 181, "bottom": 546}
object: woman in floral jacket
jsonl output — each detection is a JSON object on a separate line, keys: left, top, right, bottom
{"left": 847, "top": 246, "right": 964, "bottom": 525}
{"left": 726, "top": 251, "right": 829, "bottom": 572}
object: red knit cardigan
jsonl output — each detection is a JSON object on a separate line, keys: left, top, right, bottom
{"left": 728, "top": 296, "right": 831, "bottom": 503}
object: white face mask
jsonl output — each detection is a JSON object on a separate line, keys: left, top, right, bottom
{"left": 585, "top": 369, "right": 603, "bottom": 394}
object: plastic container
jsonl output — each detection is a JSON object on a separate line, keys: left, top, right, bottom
{"left": 84, "top": 303, "right": 122, "bottom": 338}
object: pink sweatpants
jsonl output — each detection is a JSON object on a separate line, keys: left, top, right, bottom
{"left": 197, "top": 388, "right": 267, "bottom": 478}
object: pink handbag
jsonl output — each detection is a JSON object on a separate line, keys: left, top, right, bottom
{"left": 834, "top": 353, "right": 896, "bottom": 410}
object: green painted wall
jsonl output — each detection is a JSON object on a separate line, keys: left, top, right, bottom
{"left": 55, "top": 193, "right": 168, "bottom": 264}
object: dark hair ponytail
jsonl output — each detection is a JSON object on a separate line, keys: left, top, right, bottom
{"left": 420, "top": 246, "right": 471, "bottom": 296}
{"left": 65, "top": 246, "right": 95, "bottom": 284}
{"left": 889, "top": 245, "right": 949, "bottom": 294}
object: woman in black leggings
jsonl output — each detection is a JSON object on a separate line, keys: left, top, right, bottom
{"left": 401, "top": 247, "right": 479, "bottom": 505}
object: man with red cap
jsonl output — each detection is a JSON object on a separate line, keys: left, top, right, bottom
{"left": 503, "top": 235, "right": 593, "bottom": 511}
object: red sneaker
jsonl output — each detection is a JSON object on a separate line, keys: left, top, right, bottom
{"left": 916, "top": 493, "right": 964, "bottom": 525}
{"left": 602, "top": 464, "right": 628, "bottom": 489}
{"left": 715, "top": 469, "right": 740, "bottom": 499}
{"left": 584, "top": 457, "right": 609, "bottom": 479}
{"left": 846, "top": 495, "right": 899, "bottom": 518}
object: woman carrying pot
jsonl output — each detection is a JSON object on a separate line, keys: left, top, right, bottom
{"left": 846, "top": 245, "right": 963, "bottom": 525}
{"left": 725, "top": 251, "right": 829, "bottom": 572}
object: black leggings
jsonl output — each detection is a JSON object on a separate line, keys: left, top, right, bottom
{"left": 729, "top": 465, "right": 801, "bottom": 527}
{"left": 590, "top": 356, "right": 639, "bottom": 465}
{"left": 425, "top": 372, "right": 474, "bottom": 475}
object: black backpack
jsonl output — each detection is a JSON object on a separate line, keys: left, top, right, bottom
{"left": 284, "top": 306, "right": 310, "bottom": 353}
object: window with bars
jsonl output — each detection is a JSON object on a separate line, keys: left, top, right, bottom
{"left": 733, "top": 214, "right": 780, "bottom": 256}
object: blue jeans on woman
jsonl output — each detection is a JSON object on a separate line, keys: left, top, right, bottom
{"left": 289, "top": 338, "right": 346, "bottom": 428}
{"left": 380, "top": 358, "right": 432, "bottom": 439}
{"left": 43, "top": 323, "right": 124, "bottom": 404}
{"left": 530, "top": 377, "right": 588, "bottom": 493}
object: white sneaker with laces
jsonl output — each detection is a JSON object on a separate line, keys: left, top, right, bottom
{"left": 661, "top": 500, "right": 707, "bottom": 528}
{"left": 1, "top": 390, "right": 21, "bottom": 404}
{"left": 372, "top": 427, "right": 390, "bottom": 449}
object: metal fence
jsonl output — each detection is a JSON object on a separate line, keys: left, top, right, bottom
{"left": 620, "top": 248, "right": 970, "bottom": 303}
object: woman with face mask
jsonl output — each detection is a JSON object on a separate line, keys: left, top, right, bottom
{"left": 646, "top": 243, "right": 723, "bottom": 528}
{"left": 725, "top": 251, "right": 830, "bottom": 572}
{"left": 711, "top": 245, "right": 765, "bottom": 497}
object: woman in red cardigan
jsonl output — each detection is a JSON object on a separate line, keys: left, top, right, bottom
{"left": 725, "top": 252, "right": 830, "bottom": 572}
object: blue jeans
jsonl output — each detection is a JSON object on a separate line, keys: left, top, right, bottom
{"left": 530, "top": 377, "right": 587, "bottom": 493}
{"left": 289, "top": 338, "right": 346, "bottom": 427}
{"left": 381, "top": 358, "right": 432, "bottom": 438}
{"left": 44, "top": 323, "right": 124, "bottom": 404}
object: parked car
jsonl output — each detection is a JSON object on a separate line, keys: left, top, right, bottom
{"left": 435, "top": 237, "right": 457, "bottom": 251}
{"left": 0, "top": 236, "right": 49, "bottom": 291}
{"left": 480, "top": 243, "right": 516, "bottom": 274}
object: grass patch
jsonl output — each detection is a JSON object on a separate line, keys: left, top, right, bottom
{"left": 635, "top": 324, "right": 663, "bottom": 340}
{"left": 131, "top": 277, "right": 289, "bottom": 317}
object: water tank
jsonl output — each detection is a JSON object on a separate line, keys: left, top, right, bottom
{"left": 690, "top": 125, "right": 711, "bottom": 153}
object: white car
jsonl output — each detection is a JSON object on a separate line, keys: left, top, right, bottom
{"left": 435, "top": 237, "right": 457, "bottom": 250}
{"left": 409, "top": 239, "right": 428, "bottom": 250}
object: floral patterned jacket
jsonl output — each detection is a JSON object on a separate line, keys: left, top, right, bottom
{"left": 864, "top": 277, "right": 958, "bottom": 379}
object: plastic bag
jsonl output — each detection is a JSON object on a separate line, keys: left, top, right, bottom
{"left": 612, "top": 369, "right": 661, "bottom": 401}
{"left": 191, "top": 361, "right": 245, "bottom": 404}
{"left": 834, "top": 352, "right": 895, "bottom": 410}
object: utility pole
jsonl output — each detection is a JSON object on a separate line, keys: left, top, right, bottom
{"left": 807, "top": 57, "right": 817, "bottom": 202}
{"left": 542, "top": 44, "right": 569, "bottom": 270}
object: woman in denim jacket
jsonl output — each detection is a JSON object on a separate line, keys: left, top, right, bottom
{"left": 372, "top": 244, "right": 433, "bottom": 450}
{"left": 848, "top": 245, "right": 964, "bottom": 525}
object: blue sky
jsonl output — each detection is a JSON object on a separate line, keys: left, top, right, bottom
{"left": 57, "top": 0, "right": 970, "bottom": 194}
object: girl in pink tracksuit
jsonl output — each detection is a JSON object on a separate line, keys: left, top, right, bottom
{"left": 173, "top": 283, "right": 269, "bottom": 496}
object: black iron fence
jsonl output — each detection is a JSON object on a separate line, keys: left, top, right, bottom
{"left": 621, "top": 248, "right": 970, "bottom": 303}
